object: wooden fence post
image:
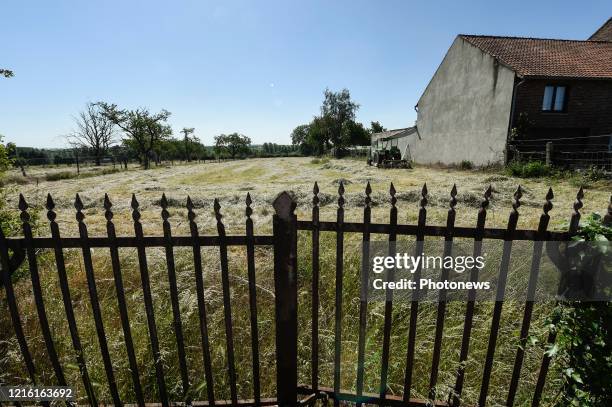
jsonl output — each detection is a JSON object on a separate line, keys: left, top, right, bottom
{"left": 546, "top": 142, "right": 553, "bottom": 166}
{"left": 273, "top": 191, "right": 298, "bottom": 406}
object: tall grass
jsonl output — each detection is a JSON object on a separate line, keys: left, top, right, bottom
{"left": 0, "top": 230, "right": 561, "bottom": 405}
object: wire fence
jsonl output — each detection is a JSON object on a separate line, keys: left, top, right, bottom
{"left": 510, "top": 134, "right": 612, "bottom": 170}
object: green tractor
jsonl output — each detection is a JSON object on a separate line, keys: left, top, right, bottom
{"left": 368, "top": 136, "right": 411, "bottom": 168}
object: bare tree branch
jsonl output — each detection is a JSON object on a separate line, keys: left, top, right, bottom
{"left": 65, "top": 102, "right": 116, "bottom": 165}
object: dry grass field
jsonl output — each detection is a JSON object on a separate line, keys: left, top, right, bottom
{"left": 1, "top": 157, "right": 610, "bottom": 405}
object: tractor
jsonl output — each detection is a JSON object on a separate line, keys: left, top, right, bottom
{"left": 368, "top": 136, "right": 411, "bottom": 168}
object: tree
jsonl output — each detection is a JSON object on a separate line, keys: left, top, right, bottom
{"left": 370, "top": 121, "right": 386, "bottom": 134}
{"left": 0, "top": 135, "right": 12, "bottom": 173}
{"left": 291, "top": 124, "right": 310, "bottom": 146}
{"left": 214, "top": 133, "right": 251, "bottom": 159}
{"left": 180, "top": 127, "right": 199, "bottom": 162}
{"left": 341, "top": 120, "right": 370, "bottom": 146}
{"left": 66, "top": 102, "right": 116, "bottom": 166}
{"left": 320, "top": 88, "right": 359, "bottom": 151}
{"left": 0, "top": 69, "right": 13, "bottom": 78}
{"left": 98, "top": 102, "right": 172, "bottom": 169}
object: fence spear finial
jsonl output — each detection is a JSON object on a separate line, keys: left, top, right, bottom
{"left": 512, "top": 185, "right": 523, "bottom": 214}
{"left": 246, "top": 192, "right": 253, "bottom": 219}
{"left": 482, "top": 185, "right": 492, "bottom": 209}
{"left": 46, "top": 194, "right": 56, "bottom": 222}
{"left": 160, "top": 193, "right": 170, "bottom": 222}
{"left": 18, "top": 194, "right": 30, "bottom": 223}
{"left": 420, "top": 183, "right": 428, "bottom": 208}
{"left": 313, "top": 182, "right": 319, "bottom": 207}
{"left": 74, "top": 193, "right": 85, "bottom": 222}
{"left": 365, "top": 181, "right": 372, "bottom": 208}
{"left": 450, "top": 184, "right": 458, "bottom": 210}
{"left": 131, "top": 194, "right": 141, "bottom": 222}
{"left": 389, "top": 182, "right": 396, "bottom": 207}
{"left": 104, "top": 193, "right": 114, "bottom": 222}
{"left": 18, "top": 193, "right": 27, "bottom": 211}
{"left": 574, "top": 187, "right": 584, "bottom": 214}
{"left": 186, "top": 196, "right": 196, "bottom": 222}
{"left": 214, "top": 198, "right": 222, "bottom": 223}
{"left": 338, "top": 181, "right": 345, "bottom": 209}
{"left": 543, "top": 187, "right": 554, "bottom": 215}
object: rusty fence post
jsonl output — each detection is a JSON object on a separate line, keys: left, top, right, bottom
{"left": 273, "top": 191, "right": 298, "bottom": 406}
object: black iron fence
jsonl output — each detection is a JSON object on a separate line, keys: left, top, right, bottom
{"left": 1, "top": 183, "right": 609, "bottom": 406}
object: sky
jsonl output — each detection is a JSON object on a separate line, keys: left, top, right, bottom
{"left": 1, "top": 0, "right": 610, "bottom": 148}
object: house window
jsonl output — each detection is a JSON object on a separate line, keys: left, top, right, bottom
{"left": 542, "top": 85, "right": 567, "bottom": 112}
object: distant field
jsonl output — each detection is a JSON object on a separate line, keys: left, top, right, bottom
{"left": 1, "top": 157, "right": 609, "bottom": 405}
{"left": 3, "top": 157, "right": 610, "bottom": 235}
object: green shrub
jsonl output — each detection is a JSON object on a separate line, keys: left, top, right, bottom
{"left": 506, "top": 160, "right": 552, "bottom": 178}
{"left": 568, "top": 166, "right": 610, "bottom": 188}
{"left": 549, "top": 214, "right": 612, "bottom": 406}
{"left": 310, "top": 157, "right": 329, "bottom": 165}
{"left": 45, "top": 171, "right": 76, "bottom": 181}
{"left": 582, "top": 166, "right": 609, "bottom": 183}
{"left": 44, "top": 168, "right": 121, "bottom": 182}
{"left": 459, "top": 160, "right": 473, "bottom": 170}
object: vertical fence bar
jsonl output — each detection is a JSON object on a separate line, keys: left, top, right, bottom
{"left": 379, "top": 183, "right": 397, "bottom": 400}
{"left": 131, "top": 194, "right": 169, "bottom": 406}
{"left": 506, "top": 188, "right": 553, "bottom": 406}
{"left": 532, "top": 189, "right": 583, "bottom": 407}
{"left": 186, "top": 197, "right": 215, "bottom": 404}
{"left": 403, "top": 184, "right": 428, "bottom": 401}
{"left": 428, "top": 184, "right": 457, "bottom": 400}
{"left": 451, "top": 185, "right": 491, "bottom": 406}
{"left": 18, "top": 195, "right": 67, "bottom": 386}
{"left": 104, "top": 194, "right": 144, "bottom": 407}
{"left": 245, "top": 193, "right": 261, "bottom": 405}
{"left": 160, "top": 194, "right": 190, "bottom": 402}
{"left": 0, "top": 227, "right": 37, "bottom": 385}
{"left": 333, "top": 182, "right": 345, "bottom": 406}
{"left": 311, "top": 183, "right": 320, "bottom": 394}
{"left": 272, "top": 191, "right": 298, "bottom": 407}
{"left": 356, "top": 182, "right": 372, "bottom": 406}
{"left": 478, "top": 186, "right": 522, "bottom": 406}
{"left": 214, "top": 199, "right": 238, "bottom": 405}
{"left": 213, "top": 198, "right": 238, "bottom": 404}
{"left": 47, "top": 195, "right": 98, "bottom": 406}
{"left": 74, "top": 194, "right": 121, "bottom": 406}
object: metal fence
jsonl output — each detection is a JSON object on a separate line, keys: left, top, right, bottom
{"left": 0, "top": 183, "right": 608, "bottom": 406}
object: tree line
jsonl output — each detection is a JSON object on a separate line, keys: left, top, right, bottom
{"left": 3, "top": 101, "right": 300, "bottom": 170}
{"left": 1, "top": 86, "right": 384, "bottom": 171}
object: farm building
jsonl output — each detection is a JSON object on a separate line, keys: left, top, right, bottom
{"left": 370, "top": 127, "right": 417, "bottom": 162}
{"left": 409, "top": 17, "right": 612, "bottom": 168}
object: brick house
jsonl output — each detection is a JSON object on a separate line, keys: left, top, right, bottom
{"left": 410, "top": 18, "right": 612, "bottom": 167}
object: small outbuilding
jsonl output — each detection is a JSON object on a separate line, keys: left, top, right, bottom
{"left": 370, "top": 127, "right": 418, "bottom": 162}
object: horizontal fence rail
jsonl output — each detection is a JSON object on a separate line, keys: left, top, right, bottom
{"left": 1, "top": 185, "right": 610, "bottom": 407}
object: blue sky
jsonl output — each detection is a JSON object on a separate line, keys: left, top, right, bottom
{"left": 1, "top": 0, "right": 610, "bottom": 148}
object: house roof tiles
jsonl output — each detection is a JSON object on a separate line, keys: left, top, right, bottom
{"left": 460, "top": 34, "right": 612, "bottom": 79}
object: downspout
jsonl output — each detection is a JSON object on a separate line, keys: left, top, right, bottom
{"left": 505, "top": 75, "right": 526, "bottom": 163}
